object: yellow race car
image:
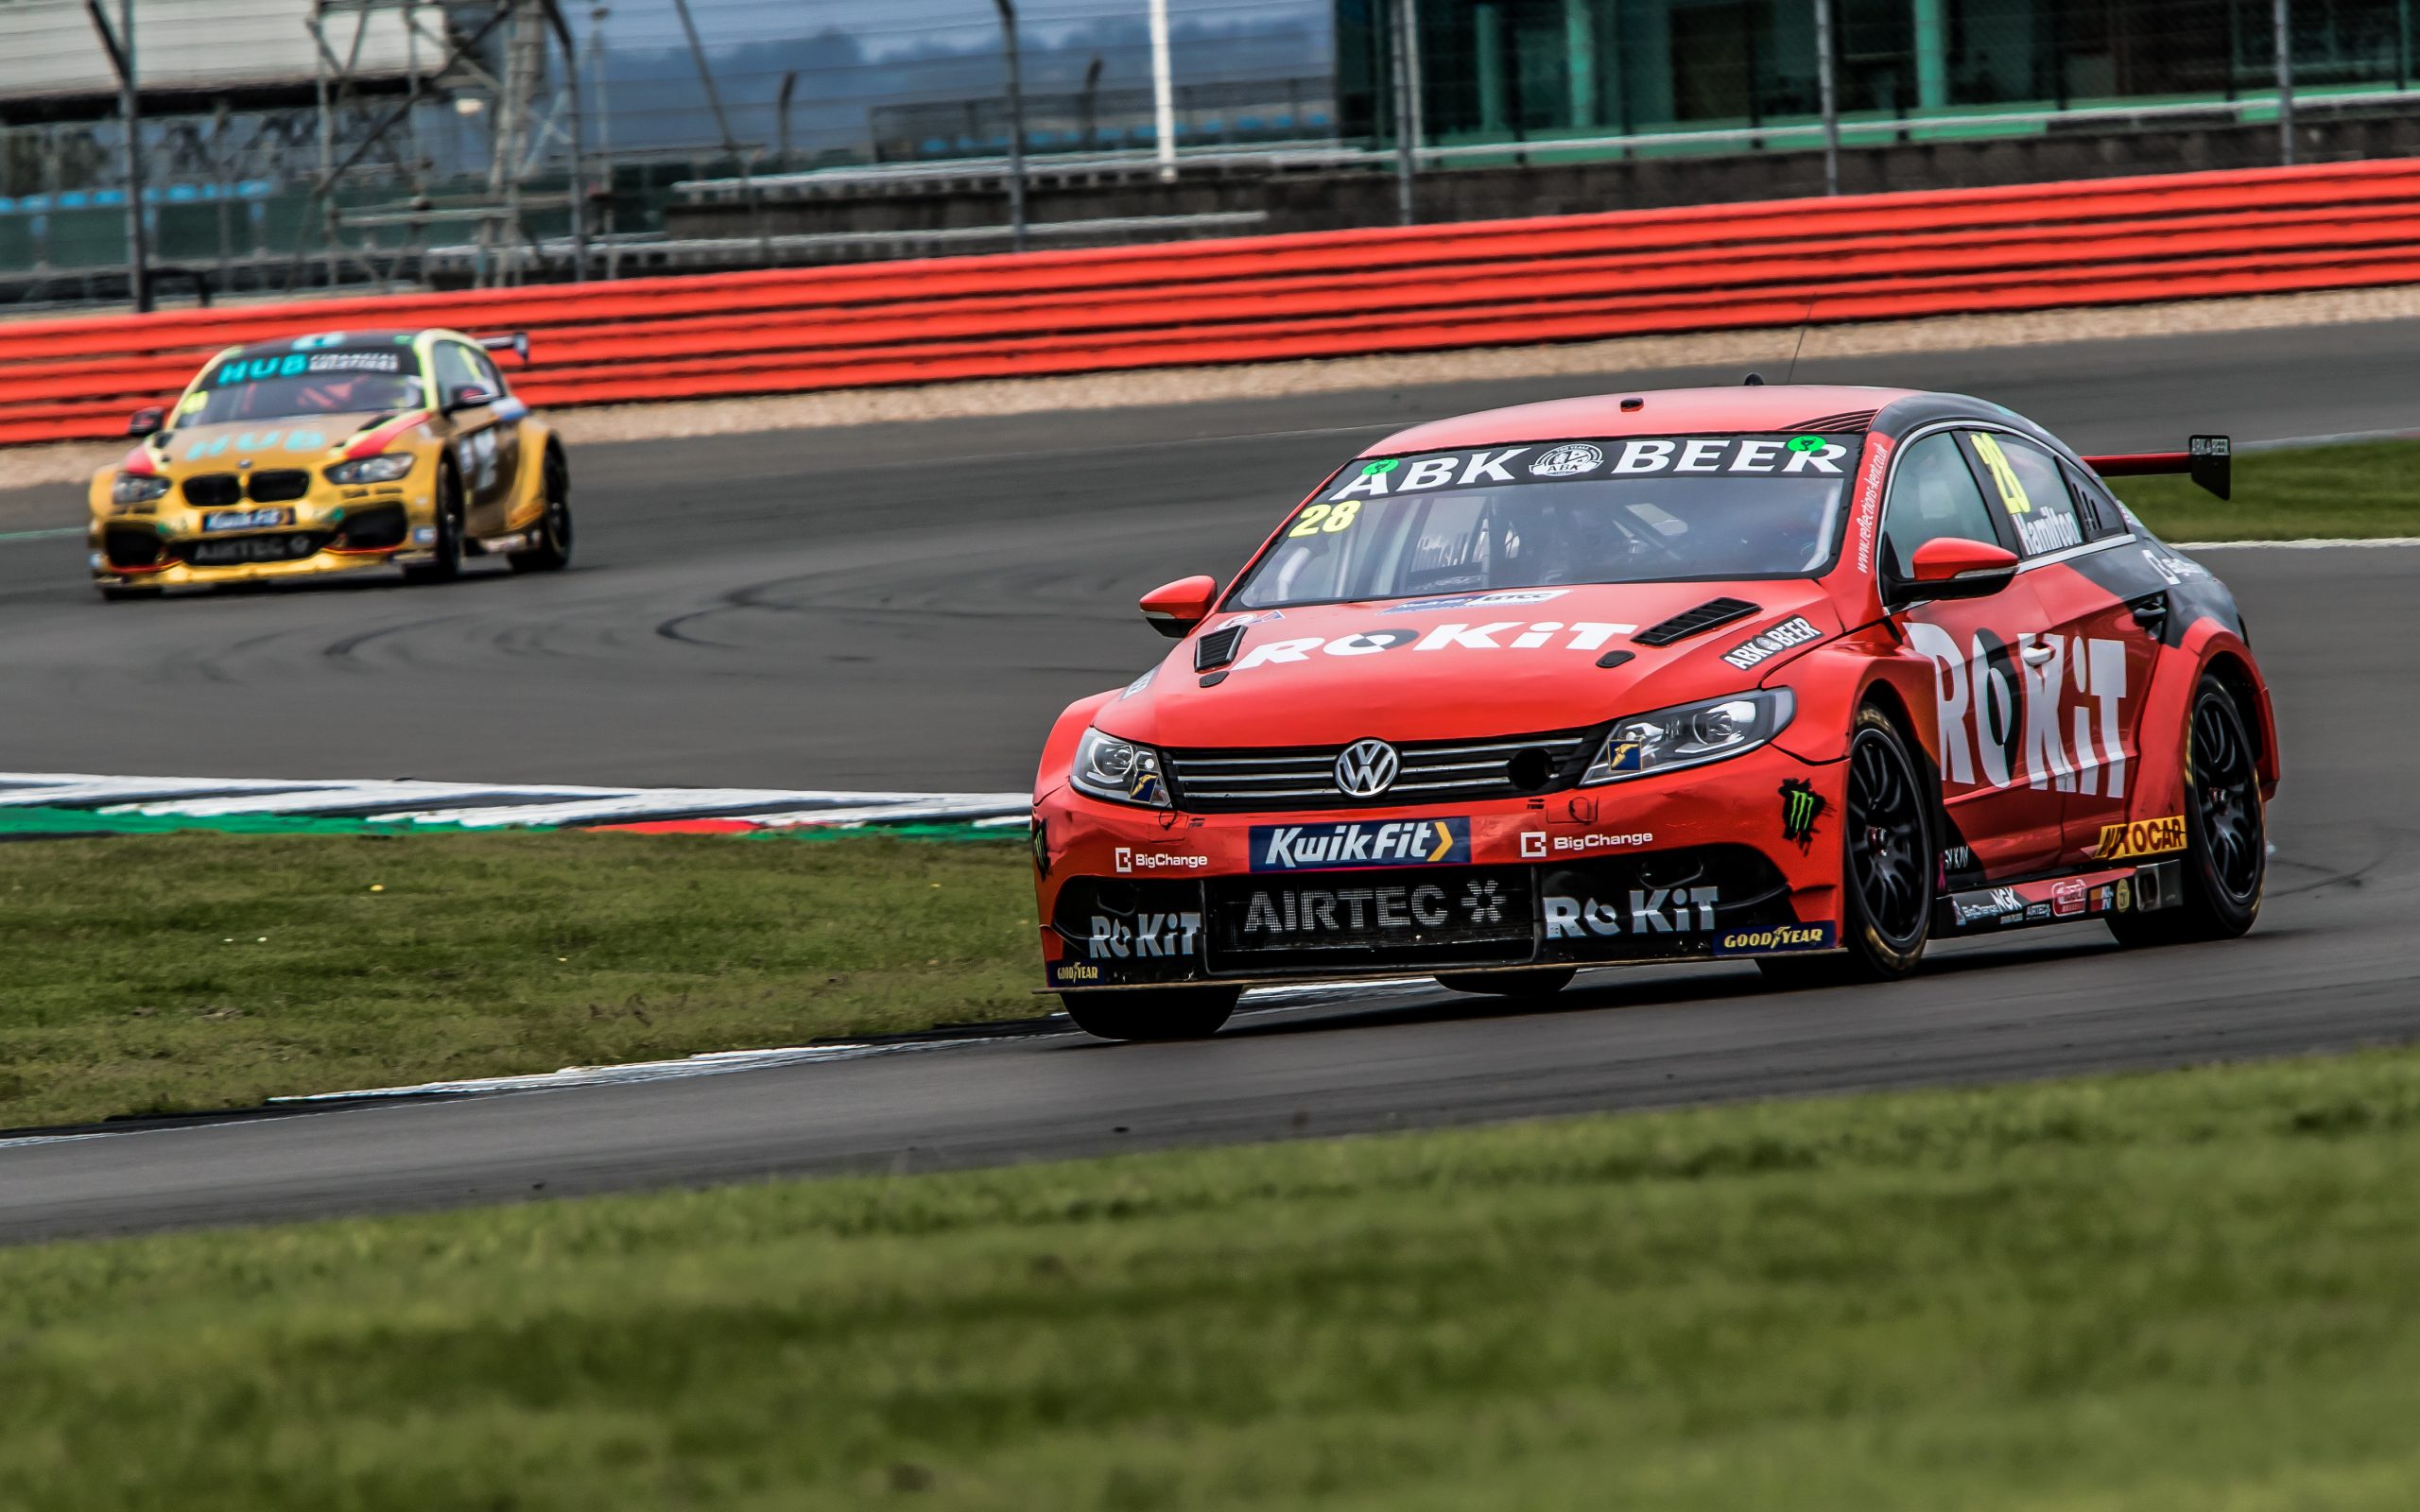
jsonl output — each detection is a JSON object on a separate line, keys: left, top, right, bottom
{"left": 90, "top": 327, "right": 571, "bottom": 599}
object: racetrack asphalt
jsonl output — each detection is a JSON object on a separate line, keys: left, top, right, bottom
{"left": 0, "top": 318, "right": 2413, "bottom": 1240}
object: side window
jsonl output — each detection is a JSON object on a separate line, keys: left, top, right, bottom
{"left": 433, "top": 343, "right": 487, "bottom": 406}
{"left": 1963, "top": 431, "right": 2085, "bottom": 557}
{"left": 1879, "top": 432, "right": 2001, "bottom": 580}
{"left": 470, "top": 347, "right": 510, "bottom": 397}
{"left": 2062, "top": 462, "right": 2130, "bottom": 539}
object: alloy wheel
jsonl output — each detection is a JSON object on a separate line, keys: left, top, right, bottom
{"left": 1848, "top": 729, "right": 1927, "bottom": 948}
{"left": 2193, "top": 689, "right": 2263, "bottom": 904}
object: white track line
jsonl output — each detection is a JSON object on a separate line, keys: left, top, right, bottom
{"left": 2169, "top": 537, "right": 2420, "bottom": 550}
{"left": 268, "top": 1038, "right": 973, "bottom": 1102}
{"left": 0, "top": 977, "right": 1449, "bottom": 1147}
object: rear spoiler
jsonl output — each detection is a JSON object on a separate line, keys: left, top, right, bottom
{"left": 477, "top": 332, "right": 530, "bottom": 362}
{"left": 2083, "top": 434, "right": 2230, "bottom": 501}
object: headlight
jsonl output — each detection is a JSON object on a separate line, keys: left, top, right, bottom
{"left": 1070, "top": 727, "right": 1171, "bottom": 808}
{"left": 326, "top": 454, "right": 416, "bottom": 485}
{"left": 1582, "top": 689, "right": 1795, "bottom": 785}
{"left": 111, "top": 472, "right": 171, "bottom": 507}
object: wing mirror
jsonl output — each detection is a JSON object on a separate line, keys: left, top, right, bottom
{"left": 1890, "top": 538, "right": 2020, "bottom": 606}
{"left": 125, "top": 405, "right": 165, "bottom": 438}
{"left": 444, "top": 386, "right": 495, "bottom": 413}
{"left": 1139, "top": 576, "right": 1219, "bottom": 639}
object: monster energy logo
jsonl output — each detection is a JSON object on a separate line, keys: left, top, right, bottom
{"left": 1779, "top": 779, "right": 1827, "bottom": 852}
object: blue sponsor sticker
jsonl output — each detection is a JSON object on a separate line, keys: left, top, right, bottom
{"left": 1249, "top": 817, "right": 1470, "bottom": 872}
{"left": 1711, "top": 921, "right": 1836, "bottom": 955}
{"left": 200, "top": 507, "right": 293, "bottom": 533}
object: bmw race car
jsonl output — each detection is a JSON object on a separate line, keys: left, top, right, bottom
{"left": 1031, "top": 385, "right": 2277, "bottom": 1041}
{"left": 89, "top": 327, "right": 571, "bottom": 598}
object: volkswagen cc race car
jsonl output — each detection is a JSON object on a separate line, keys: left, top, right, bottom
{"left": 1032, "top": 385, "right": 2277, "bottom": 1041}
{"left": 89, "top": 327, "right": 572, "bottom": 598}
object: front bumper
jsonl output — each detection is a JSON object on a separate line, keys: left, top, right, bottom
{"left": 1032, "top": 748, "right": 1846, "bottom": 991}
{"left": 91, "top": 487, "right": 428, "bottom": 588}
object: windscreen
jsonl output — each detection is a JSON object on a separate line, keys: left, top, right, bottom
{"left": 180, "top": 346, "right": 427, "bottom": 426}
{"left": 1227, "top": 435, "right": 1861, "bottom": 610}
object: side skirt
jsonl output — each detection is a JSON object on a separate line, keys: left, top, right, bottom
{"left": 1937, "top": 859, "right": 2184, "bottom": 936}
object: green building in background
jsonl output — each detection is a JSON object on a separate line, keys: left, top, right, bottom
{"left": 1339, "top": 0, "right": 2419, "bottom": 151}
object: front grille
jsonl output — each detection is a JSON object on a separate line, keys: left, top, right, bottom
{"left": 1167, "top": 728, "right": 1596, "bottom": 812}
{"left": 1205, "top": 865, "right": 1535, "bottom": 972}
{"left": 247, "top": 470, "right": 312, "bottom": 503}
{"left": 182, "top": 473, "right": 241, "bottom": 507}
{"left": 102, "top": 526, "right": 163, "bottom": 569}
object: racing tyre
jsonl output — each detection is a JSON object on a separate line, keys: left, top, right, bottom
{"left": 1062, "top": 987, "right": 1240, "bottom": 1042}
{"left": 508, "top": 447, "right": 573, "bottom": 574}
{"left": 2108, "top": 675, "right": 2265, "bottom": 948}
{"left": 1759, "top": 705, "right": 1934, "bottom": 988}
{"left": 402, "top": 467, "right": 465, "bottom": 584}
{"left": 1435, "top": 968, "right": 1576, "bottom": 1000}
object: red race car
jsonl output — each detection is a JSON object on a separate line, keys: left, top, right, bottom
{"left": 1030, "top": 385, "right": 2277, "bottom": 1041}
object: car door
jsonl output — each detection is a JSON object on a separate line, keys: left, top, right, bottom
{"left": 1879, "top": 428, "right": 2066, "bottom": 885}
{"left": 432, "top": 339, "right": 520, "bottom": 531}
{"left": 1978, "top": 437, "right": 2177, "bottom": 868}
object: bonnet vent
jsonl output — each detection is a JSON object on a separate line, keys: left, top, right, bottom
{"left": 1634, "top": 597, "right": 1758, "bottom": 646}
{"left": 1195, "top": 625, "right": 1246, "bottom": 672}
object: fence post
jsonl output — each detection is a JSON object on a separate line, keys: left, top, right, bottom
{"left": 1149, "top": 0, "right": 1177, "bottom": 180}
{"left": 1391, "top": 0, "right": 1419, "bottom": 225}
{"left": 994, "top": 0, "right": 1028, "bottom": 250}
{"left": 1814, "top": 0, "right": 1841, "bottom": 195}
{"left": 2273, "top": 0, "right": 2295, "bottom": 164}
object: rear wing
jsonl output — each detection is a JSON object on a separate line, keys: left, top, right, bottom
{"left": 2082, "top": 434, "right": 2230, "bottom": 501}
{"left": 477, "top": 332, "right": 530, "bottom": 362}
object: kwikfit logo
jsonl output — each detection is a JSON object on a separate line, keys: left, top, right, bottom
{"left": 1250, "top": 818, "right": 1470, "bottom": 872}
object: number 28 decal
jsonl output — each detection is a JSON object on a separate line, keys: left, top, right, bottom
{"left": 1288, "top": 500, "right": 1363, "bottom": 538}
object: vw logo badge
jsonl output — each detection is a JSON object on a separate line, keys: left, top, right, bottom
{"left": 1334, "top": 738, "right": 1400, "bottom": 799}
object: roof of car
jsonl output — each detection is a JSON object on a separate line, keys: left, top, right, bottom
{"left": 222, "top": 329, "right": 436, "bottom": 362}
{"left": 1363, "top": 385, "right": 1924, "bottom": 456}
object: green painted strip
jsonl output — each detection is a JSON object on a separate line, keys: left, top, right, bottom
{"left": 0, "top": 805, "right": 459, "bottom": 837}
{"left": 0, "top": 527, "right": 84, "bottom": 543}
{"left": 737, "top": 820, "right": 1022, "bottom": 845}
{"left": 0, "top": 804, "right": 1018, "bottom": 844}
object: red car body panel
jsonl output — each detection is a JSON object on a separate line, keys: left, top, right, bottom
{"left": 1031, "top": 386, "right": 2277, "bottom": 994}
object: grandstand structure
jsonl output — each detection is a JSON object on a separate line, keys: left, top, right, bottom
{"left": 0, "top": 0, "right": 587, "bottom": 307}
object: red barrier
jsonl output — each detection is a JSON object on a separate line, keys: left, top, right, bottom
{"left": 9, "top": 158, "right": 2420, "bottom": 448}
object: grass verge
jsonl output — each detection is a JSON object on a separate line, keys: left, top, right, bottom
{"left": 2116, "top": 437, "right": 2420, "bottom": 541}
{"left": 7, "top": 1049, "right": 2420, "bottom": 1508}
{"left": 0, "top": 830, "right": 1037, "bottom": 1130}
